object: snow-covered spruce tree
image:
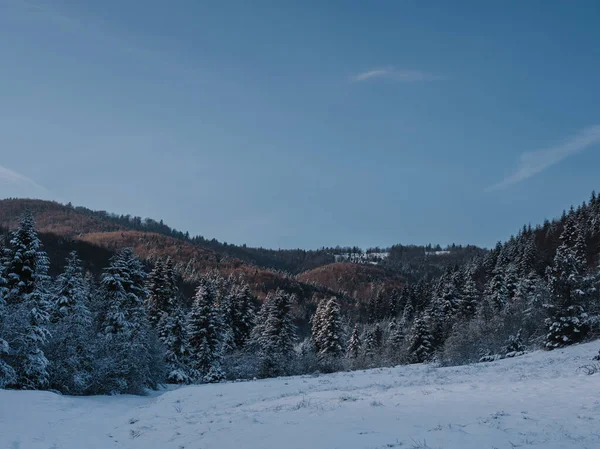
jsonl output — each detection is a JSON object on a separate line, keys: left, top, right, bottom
{"left": 401, "top": 301, "right": 414, "bottom": 325}
{"left": 504, "top": 330, "right": 524, "bottom": 356}
{"left": 230, "top": 282, "right": 255, "bottom": 350}
{"left": 18, "top": 288, "right": 52, "bottom": 389}
{"left": 459, "top": 267, "right": 480, "bottom": 320}
{"left": 187, "top": 279, "right": 224, "bottom": 383}
{"left": 429, "top": 271, "right": 461, "bottom": 349}
{"left": 310, "top": 299, "right": 326, "bottom": 354}
{"left": 387, "top": 318, "right": 404, "bottom": 360}
{"left": 254, "top": 289, "right": 297, "bottom": 378}
{"left": 315, "top": 298, "right": 344, "bottom": 368}
{"left": 159, "top": 304, "right": 190, "bottom": 384}
{"left": 147, "top": 258, "right": 189, "bottom": 383}
{"left": 53, "top": 251, "right": 86, "bottom": 319}
{"left": 0, "top": 212, "right": 52, "bottom": 389}
{"left": 388, "top": 288, "right": 400, "bottom": 319}
{"left": 0, "top": 266, "right": 16, "bottom": 388}
{"left": 545, "top": 218, "right": 590, "bottom": 349}
{"left": 2, "top": 211, "right": 50, "bottom": 304}
{"left": 408, "top": 315, "right": 434, "bottom": 364}
{"left": 96, "top": 248, "right": 161, "bottom": 394}
{"left": 363, "top": 330, "right": 376, "bottom": 360}
{"left": 218, "top": 276, "right": 255, "bottom": 354}
{"left": 346, "top": 324, "right": 361, "bottom": 359}
{"left": 47, "top": 251, "right": 94, "bottom": 394}
{"left": 146, "top": 258, "right": 169, "bottom": 326}
{"left": 518, "top": 236, "right": 538, "bottom": 277}
{"left": 484, "top": 271, "right": 509, "bottom": 314}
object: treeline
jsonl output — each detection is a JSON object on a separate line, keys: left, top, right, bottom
{"left": 0, "top": 212, "right": 327, "bottom": 393}
{"left": 3, "top": 191, "right": 600, "bottom": 395}
{"left": 351, "top": 192, "right": 600, "bottom": 367}
{"left": 0, "top": 199, "right": 484, "bottom": 278}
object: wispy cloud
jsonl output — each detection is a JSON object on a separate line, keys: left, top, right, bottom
{"left": 0, "top": 165, "right": 53, "bottom": 200}
{"left": 351, "top": 67, "right": 443, "bottom": 83}
{"left": 487, "top": 125, "right": 600, "bottom": 191}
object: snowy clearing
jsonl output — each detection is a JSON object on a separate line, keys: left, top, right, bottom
{"left": 2, "top": 340, "right": 600, "bottom": 449}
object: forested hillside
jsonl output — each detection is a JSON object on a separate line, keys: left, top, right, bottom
{"left": 1, "top": 191, "right": 600, "bottom": 395}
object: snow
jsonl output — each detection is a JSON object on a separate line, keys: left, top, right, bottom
{"left": 2, "top": 341, "right": 600, "bottom": 449}
{"left": 334, "top": 252, "right": 389, "bottom": 264}
{"left": 425, "top": 251, "right": 451, "bottom": 256}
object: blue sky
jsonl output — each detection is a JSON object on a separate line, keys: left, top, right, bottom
{"left": 1, "top": 1, "right": 600, "bottom": 250}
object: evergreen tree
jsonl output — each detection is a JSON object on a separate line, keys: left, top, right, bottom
{"left": 0, "top": 268, "right": 16, "bottom": 387}
{"left": 363, "top": 330, "right": 376, "bottom": 359}
{"left": 1, "top": 212, "right": 52, "bottom": 389}
{"left": 408, "top": 315, "right": 434, "bottom": 363}
{"left": 230, "top": 282, "right": 255, "bottom": 349}
{"left": 53, "top": 251, "right": 86, "bottom": 319}
{"left": 159, "top": 304, "right": 190, "bottom": 383}
{"left": 187, "top": 279, "right": 224, "bottom": 383}
{"left": 519, "top": 237, "right": 537, "bottom": 276}
{"left": 146, "top": 259, "right": 168, "bottom": 326}
{"left": 346, "top": 324, "right": 361, "bottom": 359}
{"left": 96, "top": 249, "right": 158, "bottom": 394}
{"left": 373, "top": 323, "right": 384, "bottom": 349}
{"left": 146, "top": 258, "right": 188, "bottom": 382}
{"left": 545, "top": 218, "right": 590, "bottom": 348}
{"left": 459, "top": 269, "right": 479, "bottom": 320}
{"left": 2, "top": 211, "right": 50, "bottom": 304}
{"left": 254, "top": 289, "right": 297, "bottom": 377}
{"left": 401, "top": 301, "right": 414, "bottom": 324}
{"left": 47, "top": 252, "right": 94, "bottom": 393}
{"left": 18, "top": 288, "right": 52, "bottom": 389}
{"left": 310, "top": 299, "right": 326, "bottom": 354}
{"left": 388, "top": 318, "right": 404, "bottom": 352}
{"left": 315, "top": 298, "right": 344, "bottom": 360}
{"left": 483, "top": 271, "right": 509, "bottom": 314}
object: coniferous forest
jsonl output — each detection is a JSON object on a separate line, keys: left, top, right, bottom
{"left": 1, "top": 191, "right": 600, "bottom": 395}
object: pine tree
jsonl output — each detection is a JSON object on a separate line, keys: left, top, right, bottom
{"left": 504, "top": 330, "right": 524, "bottom": 356}
{"left": 254, "top": 289, "right": 297, "bottom": 377}
{"left": 19, "top": 288, "right": 52, "bottom": 389}
{"left": 483, "top": 271, "right": 509, "bottom": 314}
{"left": 346, "top": 324, "right": 361, "bottom": 359}
{"left": 53, "top": 251, "right": 86, "bottom": 318}
{"left": 373, "top": 323, "right": 384, "bottom": 349}
{"left": 0, "top": 267, "right": 16, "bottom": 387}
{"left": 159, "top": 305, "right": 190, "bottom": 383}
{"left": 146, "top": 259, "right": 168, "bottom": 326}
{"left": 316, "top": 298, "right": 344, "bottom": 360}
{"left": 408, "top": 315, "right": 434, "bottom": 363}
{"left": 47, "top": 252, "right": 94, "bottom": 393}
{"left": 401, "top": 301, "right": 414, "bottom": 324}
{"left": 389, "top": 288, "right": 400, "bottom": 318}
{"left": 388, "top": 318, "right": 404, "bottom": 352}
{"left": 187, "top": 280, "right": 224, "bottom": 383}
{"left": 310, "top": 299, "right": 327, "bottom": 354}
{"left": 146, "top": 258, "right": 188, "bottom": 382}
{"left": 519, "top": 237, "right": 537, "bottom": 276}
{"left": 364, "top": 330, "right": 376, "bottom": 359}
{"left": 545, "top": 218, "right": 590, "bottom": 349}
{"left": 459, "top": 269, "right": 479, "bottom": 320}
{"left": 0, "top": 212, "right": 52, "bottom": 389}
{"left": 2, "top": 211, "right": 50, "bottom": 304}
{"left": 97, "top": 249, "right": 158, "bottom": 394}
{"left": 230, "top": 282, "right": 255, "bottom": 349}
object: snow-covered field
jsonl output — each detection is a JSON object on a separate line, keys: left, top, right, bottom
{"left": 2, "top": 341, "right": 600, "bottom": 449}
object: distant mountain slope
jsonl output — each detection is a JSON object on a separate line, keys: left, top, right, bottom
{"left": 0, "top": 198, "right": 459, "bottom": 313}
{"left": 298, "top": 262, "right": 404, "bottom": 300}
{"left": 0, "top": 198, "right": 335, "bottom": 273}
{"left": 0, "top": 198, "right": 124, "bottom": 236}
